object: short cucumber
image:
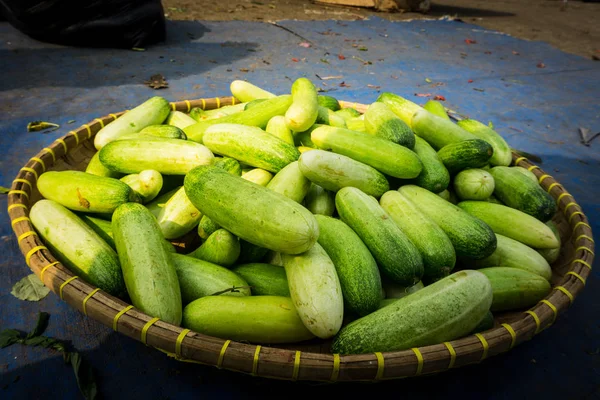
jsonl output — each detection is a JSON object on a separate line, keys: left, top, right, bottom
{"left": 336, "top": 187, "right": 424, "bottom": 286}
{"left": 190, "top": 104, "right": 247, "bottom": 121}
{"left": 281, "top": 242, "right": 344, "bottom": 339}
{"left": 77, "top": 213, "right": 117, "bottom": 249}
{"left": 457, "top": 200, "right": 559, "bottom": 249}
{"left": 490, "top": 166, "right": 557, "bottom": 222}
{"left": 345, "top": 116, "right": 366, "bottom": 132}
{"left": 453, "top": 168, "right": 495, "bottom": 200}
{"left": 156, "top": 186, "right": 202, "bottom": 239}
{"left": 171, "top": 253, "right": 250, "bottom": 304}
{"left": 315, "top": 215, "right": 382, "bottom": 316}
{"left": 437, "top": 139, "right": 494, "bottom": 174}
{"left": 335, "top": 107, "right": 362, "bottom": 121}
{"left": 182, "top": 295, "right": 315, "bottom": 344}
{"left": 30, "top": 200, "right": 126, "bottom": 298}
{"left": 409, "top": 136, "right": 450, "bottom": 193}
{"left": 285, "top": 77, "right": 319, "bottom": 132}
{"left": 120, "top": 169, "right": 163, "bottom": 203}
{"left": 112, "top": 203, "right": 182, "bottom": 325}
{"left": 411, "top": 109, "right": 478, "bottom": 150}
{"left": 240, "top": 168, "right": 273, "bottom": 186}
{"left": 537, "top": 220, "right": 561, "bottom": 264}
{"left": 311, "top": 125, "right": 423, "bottom": 179}
{"left": 85, "top": 152, "right": 123, "bottom": 179}
{"left": 298, "top": 149, "right": 389, "bottom": 198}
{"left": 94, "top": 96, "right": 171, "bottom": 150}
{"left": 231, "top": 263, "right": 290, "bottom": 296}
{"left": 375, "top": 92, "right": 424, "bottom": 127}
{"left": 98, "top": 137, "right": 214, "bottom": 175}
{"left": 423, "top": 100, "right": 449, "bottom": 120}
{"left": 189, "top": 229, "right": 241, "bottom": 267}
{"left": 145, "top": 186, "right": 180, "bottom": 219}
{"left": 316, "top": 106, "right": 347, "bottom": 128}
{"left": 364, "top": 102, "right": 415, "bottom": 149}
{"left": 478, "top": 267, "right": 551, "bottom": 312}
{"left": 266, "top": 115, "right": 294, "bottom": 145}
{"left": 184, "top": 165, "right": 319, "bottom": 254}
{"left": 165, "top": 110, "right": 197, "bottom": 130}
{"left": 212, "top": 157, "right": 242, "bottom": 176}
{"left": 197, "top": 215, "right": 221, "bottom": 240}
{"left": 137, "top": 124, "right": 187, "bottom": 140}
{"left": 266, "top": 161, "right": 312, "bottom": 203}
{"left": 202, "top": 123, "right": 300, "bottom": 173}
{"left": 331, "top": 270, "right": 493, "bottom": 354}
{"left": 470, "top": 233, "right": 552, "bottom": 281}
{"left": 230, "top": 79, "right": 276, "bottom": 102}
{"left": 303, "top": 183, "right": 335, "bottom": 216}
{"left": 380, "top": 190, "right": 456, "bottom": 283}
{"left": 317, "top": 95, "right": 341, "bottom": 111}
{"left": 456, "top": 119, "right": 512, "bottom": 166}
{"left": 398, "top": 185, "right": 497, "bottom": 259}
{"left": 37, "top": 171, "right": 139, "bottom": 214}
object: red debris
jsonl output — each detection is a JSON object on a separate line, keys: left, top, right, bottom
{"left": 433, "top": 95, "right": 446, "bottom": 101}
{"left": 414, "top": 93, "right": 432, "bottom": 97}
{"left": 512, "top": 51, "right": 520, "bottom": 55}
{"left": 537, "top": 62, "right": 546, "bottom": 68}
{"left": 468, "top": 79, "right": 474, "bottom": 83}
{"left": 338, "top": 54, "right": 346, "bottom": 60}
{"left": 291, "top": 58, "right": 299, "bottom": 62}
{"left": 465, "top": 39, "right": 477, "bottom": 44}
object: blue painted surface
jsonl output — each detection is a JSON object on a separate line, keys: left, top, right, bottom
{"left": 1, "top": 17, "right": 599, "bottom": 399}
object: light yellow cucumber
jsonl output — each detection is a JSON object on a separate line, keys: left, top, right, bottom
{"left": 285, "top": 77, "right": 319, "bottom": 132}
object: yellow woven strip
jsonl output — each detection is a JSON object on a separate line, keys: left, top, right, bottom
{"left": 176, "top": 328, "right": 191, "bottom": 357}
{"left": 29, "top": 157, "right": 46, "bottom": 172}
{"left": 69, "top": 131, "right": 80, "bottom": 146}
{"left": 171, "top": 103, "right": 176, "bottom": 111}
{"left": 9, "top": 190, "right": 29, "bottom": 199}
{"left": 12, "top": 216, "right": 31, "bottom": 227}
{"left": 215, "top": 97, "right": 221, "bottom": 109}
{"left": 514, "top": 156, "right": 527, "bottom": 165}
{"left": 252, "top": 345, "right": 262, "bottom": 376}
{"left": 525, "top": 310, "right": 541, "bottom": 334}
{"left": 185, "top": 100, "right": 191, "bottom": 112}
{"left": 292, "top": 351, "right": 301, "bottom": 381}
{"left": 564, "top": 202, "right": 578, "bottom": 214}
{"left": 43, "top": 147, "right": 56, "bottom": 162}
{"left": 374, "top": 352, "right": 385, "bottom": 380}
{"left": 8, "top": 203, "right": 27, "bottom": 211}
{"left": 412, "top": 348, "right": 424, "bottom": 376}
{"left": 82, "top": 288, "right": 101, "bottom": 316}
{"left": 231, "top": 97, "right": 237, "bottom": 105}
{"left": 575, "top": 246, "right": 594, "bottom": 256}
{"left": 572, "top": 258, "right": 592, "bottom": 269}
{"left": 573, "top": 221, "right": 592, "bottom": 231}
{"left": 474, "top": 333, "right": 489, "bottom": 361}
{"left": 201, "top": 98, "right": 206, "bottom": 110}
{"left": 18, "top": 231, "right": 37, "bottom": 243}
{"left": 538, "top": 174, "right": 552, "bottom": 184}
{"left": 527, "top": 165, "right": 540, "bottom": 172}
{"left": 25, "top": 245, "right": 46, "bottom": 266}
{"left": 566, "top": 271, "right": 586, "bottom": 285}
{"left": 20, "top": 167, "right": 38, "bottom": 180}
{"left": 569, "top": 211, "right": 585, "bottom": 224}
{"left": 54, "top": 138, "right": 68, "bottom": 153}
{"left": 59, "top": 276, "right": 79, "bottom": 300}
{"left": 217, "top": 340, "right": 231, "bottom": 368}
{"left": 575, "top": 235, "right": 595, "bottom": 244}
{"left": 140, "top": 317, "right": 160, "bottom": 345}
{"left": 443, "top": 342, "right": 456, "bottom": 369}
{"left": 13, "top": 178, "right": 33, "bottom": 190}
{"left": 94, "top": 119, "right": 105, "bottom": 128}
{"left": 501, "top": 323, "right": 517, "bottom": 349}
{"left": 557, "top": 192, "right": 573, "bottom": 204}
{"left": 330, "top": 354, "right": 340, "bottom": 382}
{"left": 112, "top": 305, "right": 134, "bottom": 331}
{"left": 82, "top": 124, "right": 92, "bottom": 138}
{"left": 555, "top": 286, "right": 574, "bottom": 304}
{"left": 547, "top": 182, "right": 562, "bottom": 192}
{"left": 40, "top": 261, "right": 60, "bottom": 281}
{"left": 109, "top": 113, "right": 118, "bottom": 121}
{"left": 540, "top": 299, "right": 558, "bottom": 323}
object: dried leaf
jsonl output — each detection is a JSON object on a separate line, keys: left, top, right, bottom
{"left": 67, "top": 120, "right": 75, "bottom": 124}
{"left": 339, "top": 82, "right": 351, "bottom": 87}
{"left": 414, "top": 93, "right": 432, "bottom": 97}
{"left": 484, "top": 51, "right": 492, "bottom": 55}
{"left": 320, "top": 58, "right": 329, "bottom": 64}
{"left": 391, "top": 75, "right": 398, "bottom": 80}
{"left": 465, "top": 39, "right": 477, "bottom": 44}
{"left": 239, "top": 68, "right": 250, "bottom": 72}
{"left": 358, "top": 46, "right": 368, "bottom": 51}
{"left": 512, "top": 51, "right": 520, "bottom": 55}
{"left": 473, "top": 88, "right": 485, "bottom": 92}
{"left": 425, "top": 78, "right": 432, "bottom": 83}
{"left": 11, "top": 274, "right": 50, "bottom": 301}
{"left": 131, "top": 47, "right": 146, "bottom": 52}
{"left": 0, "top": 186, "right": 9, "bottom": 194}
{"left": 27, "top": 121, "right": 60, "bottom": 132}
{"left": 338, "top": 54, "right": 346, "bottom": 60}
{"left": 537, "top": 62, "right": 546, "bottom": 68}
{"left": 144, "top": 74, "right": 168, "bottom": 89}
{"left": 509, "top": 126, "right": 524, "bottom": 133}
{"left": 315, "top": 75, "right": 343, "bottom": 80}
{"left": 433, "top": 95, "right": 446, "bottom": 101}
{"left": 367, "top": 84, "right": 381, "bottom": 89}
{"left": 71, "top": 352, "right": 98, "bottom": 400}
{"left": 0, "top": 329, "right": 20, "bottom": 348}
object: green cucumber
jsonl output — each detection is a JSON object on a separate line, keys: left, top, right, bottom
{"left": 303, "top": 183, "right": 335, "bottom": 216}
{"left": 456, "top": 119, "right": 512, "bottom": 166}
{"left": 237, "top": 240, "right": 270, "bottom": 264}
{"left": 336, "top": 187, "right": 424, "bottom": 286}
{"left": 94, "top": 96, "right": 171, "bottom": 150}
{"left": 212, "top": 157, "right": 242, "bottom": 176}
{"left": 315, "top": 215, "right": 382, "bottom": 316}
{"left": 30, "top": 200, "right": 126, "bottom": 298}
{"left": 345, "top": 116, "right": 366, "bottom": 132}
{"left": 311, "top": 125, "right": 423, "bottom": 179}
{"left": 197, "top": 215, "right": 221, "bottom": 240}
{"left": 37, "top": 171, "right": 139, "bottom": 214}
{"left": 317, "top": 95, "right": 341, "bottom": 111}
{"left": 478, "top": 267, "right": 551, "bottom": 312}
{"left": 457, "top": 201, "right": 559, "bottom": 249}
{"left": 231, "top": 263, "right": 290, "bottom": 296}
{"left": 230, "top": 79, "right": 276, "bottom": 102}
{"left": 423, "top": 100, "right": 449, "bottom": 120}
{"left": 266, "top": 161, "right": 312, "bottom": 203}
{"left": 437, "top": 139, "right": 494, "bottom": 174}
{"left": 364, "top": 102, "right": 415, "bottom": 149}
{"left": 398, "top": 185, "right": 497, "bottom": 259}
{"left": 85, "top": 152, "right": 124, "bottom": 179}
{"left": 202, "top": 123, "right": 300, "bottom": 173}
{"left": 189, "top": 229, "right": 241, "bottom": 267}
{"left": 281, "top": 242, "right": 344, "bottom": 339}
{"left": 411, "top": 109, "right": 478, "bottom": 150}
{"left": 437, "top": 189, "right": 451, "bottom": 202}
{"left": 137, "top": 125, "right": 187, "bottom": 140}
{"left": 120, "top": 170, "right": 163, "bottom": 203}
{"left": 244, "top": 98, "right": 268, "bottom": 110}
{"left": 380, "top": 190, "right": 456, "bottom": 283}
{"left": 487, "top": 195, "right": 503, "bottom": 205}
{"left": 184, "top": 95, "right": 293, "bottom": 143}
{"left": 298, "top": 149, "right": 389, "bottom": 198}
{"left": 470, "top": 233, "right": 552, "bottom": 281}
{"left": 470, "top": 310, "right": 495, "bottom": 333}
{"left": 453, "top": 168, "right": 495, "bottom": 200}
{"left": 182, "top": 295, "right": 315, "bottom": 344}
{"left": 409, "top": 136, "right": 450, "bottom": 193}
{"left": 145, "top": 186, "right": 180, "bottom": 219}
{"left": 490, "top": 166, "right": 557, "bottom": 222}
{"left": 240, "top": 168, "right": 273, "bottom": 186}
{"left": 156, "top": 186, "right": 202, "bottom": 239}
{"left": 165, "top": 110, "right": 197, "bottom": 130}
{"left": 172, "top": 253, "right": 250, "bottom": 304}
{"left": 513, "top": 166, "right": 538, "bottom": 184}
{"left": 537, "top": 220, "right": 561, "bottom": 264}
{"left": 184, "top": 165, "right": 319, "bottom": 254}
{"left": 266, "top": 115, "right": 294, "bottom": 145}
{"left": 98, "top": 137, "right": 214, "bottom": 175}
{"left": 376, "top": 92, "right": 424, "bottom": 127}
{"left": 285, "top": 77, "right": 319, "bottom": 132}
{"left": 190, "top": 104, "right": 247, "bottom": 121}
{"left": 112, "top": 203, "right": 182, "bottom": 325}
{"left": 331, "top": 270, "right": 493, "bottom": 354}
{"left": 315, "top": 106, "right": 347, "bottom": 128}
{"left": 77, "top": 213, "right": 116, "bottom": 249}
{"left": 335, "top": 107, "right": 362, "bottom": 121}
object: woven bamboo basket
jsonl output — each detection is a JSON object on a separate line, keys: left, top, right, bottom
{"left": 7, "top": 96, "right": 595, "bottom": 382}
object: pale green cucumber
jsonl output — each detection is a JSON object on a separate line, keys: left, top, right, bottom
{"left": 457, "top": 119, "right": 512, "bottom": 166}
{"left": 231, "top": 263, "right": 290, "bottom": 296}
{"left": 513, "top": 166, "right": 539, "bottom": 184}
{"left": 156, "top": 186, "right": 202, "bottom": 239}
{"left": 478, "top": 267, "right": 551, "bottom": 312}
{"left": 138, "top": 125, "right": 187, "bottom": 140}
{"left": 189, "top": 229, "right": 240, "bottom": 267}
{"left": 145, "top": 186, "right": 180, "bottom": 219}
{"left": 165, "top": 110, "right": 197, "bottom": 130}
{"left": 345, "top": 116, "right": 366, "bottom": 132}
{"left": 453, "top": 168, "right": 495, "bottom": 200}
{"left": 317, "top": 95, "right": 341, "bottom": 111}
{"left": 241, "top": 168, "right": 273, "bottom": 186}
{"left": 212, "top": 157, "right": 242, "bottom": 176}
{"left": 411, "top": 109, "right": 478, "bottom": 150}
{"left": 120, "top": 170, "right": 163, "bottom": 203}
{"left": 303, "top": 183, "right": 335, "bottom": 216}
{"left": 197, "top": 215, "right": 221, "bottom": 240}
{"left": 335, "top": 108, "right": 362, "bottom": 121}
{"left": 315, "top": 106, "right": 347, "bottom": 128}
{"left": 281, "top": 242, "right": 344, "bottom": 339}
{"left": 77, "top": 213, "right": 116, "bottom": 249}
{"left": 266, "top": 161, "right": 312, "bottom": 203}
{"left": 266, "top": 115, "right": 295, "bottom": 145}
{"left": 364, "top": 101, "right": 415, "bottom": 149}
{"left": 423, "top": 100, "right": 450, "bottom": 120}
{"left": 85, "top": 152, "right": 123, "bottom": 179}
{"left": 230, "top": 79, "right": 276, "bottom": 102}
{"left": 376, "top": 92, "right": 424, "bottom": 127}
{"left": 285, "top": 77, "right": 319, "bottom": 132}
{"left": 409, "top": 136, "right": 450, "bottom": 193}
{"left": 190, "top": 103, "right": 247, "bottom": 121}
{"left": 537, "top": 220, "right": 561, "bottom": 264}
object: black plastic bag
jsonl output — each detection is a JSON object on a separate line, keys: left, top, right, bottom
{"left": 0, "top": 0, "right": 166, "bottom": 49}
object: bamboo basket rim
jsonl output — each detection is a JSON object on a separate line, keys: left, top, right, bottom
{"left": 6, "top": 95, "right": 595, "bottom": 382}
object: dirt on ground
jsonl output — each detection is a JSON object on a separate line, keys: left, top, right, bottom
{"left": 161, "top": 0, "right": 600, "bottom": 60}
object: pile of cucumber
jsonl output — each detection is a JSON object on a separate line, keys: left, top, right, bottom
{"left": 29, "top": 78, "right": 562, "bottom": 355}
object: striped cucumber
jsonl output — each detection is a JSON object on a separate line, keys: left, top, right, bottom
{"left": 266, "top": 115, "right": 294, "bottom": 145}
{"left": 189, "top": 229, "right": 241, "bottom": 267}
{"left": 345, "top": 116, "right": 366, "bottom": 132}
{"left": 231, "top": 263, "right": 290, "bottom": 296}
{"left": 266, "top": 161, "right": 312, "bottom": 203}
{"left": 156, "top": 186, "right": 202, "bottom": 239}
{"left": 315, "top": 106, "right": 347, "bottom": 128}
{"left": 136, "top": 125, "right": 187, "bottom": 140}
{"left": 513, "top": 166, "right": 538, "bottom": 184}
{"left": 120, "top": 170, "right": 163, "bottom": 203}
{"left": 411, "top": 109, "right": 478, "bottom": 150}
{"left": 197, "top": 215, "right": 221, "bottom": 240}
{"left": 478, "top": 267, "right": 551, "bottom": 312}
{"left": 453, "top": 168, "right": 495, "bottom": 200}
{"left": 285, "top": 77, "right": 319, "bottom": 132}
{"left": 303, "top": 183, "right": 335, "bottom": 216}
{"left": 190, "top": 103, "right": 247, "bottom": 121}
{"left": 409, "top": 136, "right": 450, "bottom": 193}
{"left": 212, "top": 157, "right": 242, "bottom": 176}
{"left": 437, "top": 139, "right": 494, "bottom": 174}
{"left": 145, "top": 186, "right": 179, "bottom": 219}
{"left": 317, "top": 95, "right": 341, "bottom": 111}
{"left": 335, "top": 108, "right": 362, "bottom": 121}
{"left": 457, "top": 119, "right": 512, "bottom": 166}
{"left": 364, "top": 102, "right": 415, "bottom": 149}
{"left": 85, "top": 152, "right": 123, "bottom": 179}
{"left": 375, "top": 92, "right": 424, "bottom": 127}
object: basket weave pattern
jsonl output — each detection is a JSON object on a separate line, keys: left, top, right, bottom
{"left": 7, "top": 97, "right": 595, "bottom": 382}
